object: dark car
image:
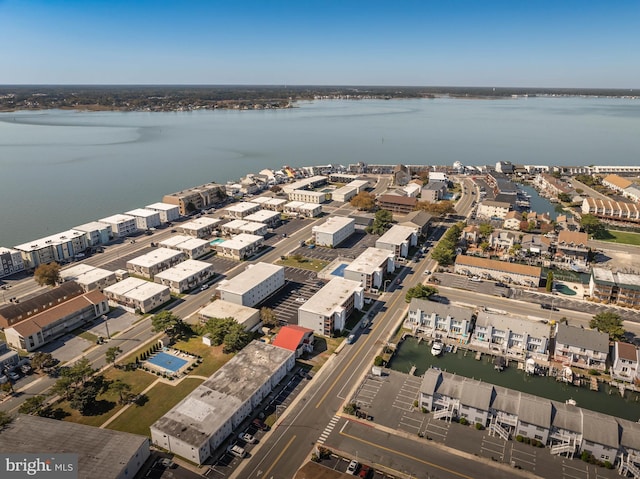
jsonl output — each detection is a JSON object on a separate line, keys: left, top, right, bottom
{"left": 495, "top": 282, "right": 507, "bottom": 288}
{"left": 358, "top": 465, "right": 372, "bottom": 479}
{"left": 252, "top": 418, "right": 269, "bottom": 431}
{"left": 541, "top": 303, "right": 553, "bottom": 310}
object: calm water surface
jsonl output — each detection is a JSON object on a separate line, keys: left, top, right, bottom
{"left": 1, "top": 97, "right": 639, "bottom": 246}
{"left": 389, "top": 337, "right": 640, "bottom": 421}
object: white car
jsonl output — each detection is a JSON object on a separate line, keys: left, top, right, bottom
{"left": 470, "top": 277, "right": 482, "bottom": 282}
{"left": 238, "top": 432, "right": 257, "bottom": 444}
{"left": 346, "top": 460, "right": 359, "bottom": 475}
{"left": 200, "top": 284, "right": 210, "bottom": 291}
{"left": 295, "top": 297, "right": 306, "bottom": 303}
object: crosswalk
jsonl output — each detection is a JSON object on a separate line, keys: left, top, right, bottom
{"left": 317, "top": 415, "right": 340, "bottom": 444}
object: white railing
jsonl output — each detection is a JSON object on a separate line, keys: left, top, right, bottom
{"left": 550, "top": 440, "right": 575, "bottom": 456}
{"left": 432, "top": 408, "right": 452, "bottom": 420}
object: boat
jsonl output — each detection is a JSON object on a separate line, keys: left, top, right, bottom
{"left": 525, "top": 358, "right": 536, "bottom": 375}
{"left": 493, "top": 357, "right": 507, "bottom": 372}
{"left": 566, "top": 398, "right": 577, "bottom": 406}
{"left": 431, "top": 341, "right": 444, "bottom": 356}
{"left": 560, "top": 366, "right": 574, "bottom": 383}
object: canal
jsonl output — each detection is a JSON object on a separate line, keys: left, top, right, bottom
{"left": 389, "top": 337, "right": 640, "bottom": 422}
{"left": 519, "top": 183, "right": 568, "bottom": 221}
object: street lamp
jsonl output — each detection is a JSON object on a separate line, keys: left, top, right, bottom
{"left": 103, "top": 315, "right": 111, "bottom": 340}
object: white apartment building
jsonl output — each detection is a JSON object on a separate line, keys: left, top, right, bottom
{"left": 125, "top": 208, "right": 162, "bottom": 230}
{"left": 103, "top": 277, "right": 171, "bottom": 313}
{"left": 375, "top": 225, "right": 418, "bottom": 258}
{"left": 72, "top": 221, "right": 112, "bottom": 246}
{"left": 244, "top": 210, "right": 281, "bottom": 227}
{"left": 331, "top": 185, "right": 358, "bottom": 202}
{"left": 471, "top": 312, "right": 549, "bottom": 361}
{"left": 154, "top": 260, "right": 215, "bottom": 293}
{"left": 178, "top": 217, "right": 221, "bottom": 238}
{"left": 405, "top": 299, "right": 473, "bottom": 341}
{"left": 282, "top": 175, "right": 327, "bottom": 194}
{"left": 59, "top": 264, "right": 117, "bottom": 292}
{"left": 343, "top": 247, "right": 395, "bottom": 291}
{"left": 216, "top": 263, "right": 284, "bottom": 307}
{"left": 99, "top": 214, "right": 138, "bottom": 238}
{"left": 220, "top": 220, "right": 268, "bottom": 237}
{"left": 126, "top": 248, "right": 186, "bottom": 279}
{"left": 249, "top": 197, "right": 287, "bottom": 211}
{"left": 287, "top": 190, "right": 328, "bottom": 204}
{"left": 0, "top": 247, "right": 25, "bottom": 278}
{"left": 151, "top": 341, "right": 294, "bottom": 465}
{"left": 429, "top": 172, "right": 449, "bottom": 183}
{"left": 199, "top": 300, "right": 260, "bottom": 331}
{"left": 312, "top": 216, "right": 355, "bottom": 247}
{"left": 298, "top": 277, "right": 364, "bottom": 336}
{"left": 224, "top": 202, "right": 261, "bottom": 219}
{"left": 146, "top": 202, "right": 181, "bottom": 223}
{"left": 283, "top": 201, "right": 322, "bottom": 218}
{"left": 159, "top": 235, "right": 210, "bottom": 259}
{"left": 214, "top": 234, "right": 263, "bottom": 260}
{"left": 15, "top": 230, "right": 88, "bottom": 269}
{"left": 477, "top": 201, "right": 511, "bottom": 220}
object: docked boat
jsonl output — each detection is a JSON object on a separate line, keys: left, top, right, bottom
{"left": 431, "top": 341, "right": 444, "bottom": 356}
{"left": 525, "top": 358, "right": 536, "bottom": 375}
{"left": 493, "top": 356, "right": 507, "bottom": 371}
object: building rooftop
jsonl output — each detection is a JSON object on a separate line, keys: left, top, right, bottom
{"left": 99, "top": 213, "right": 136, "bottom": 225}
{"left": 284, "top": 201, "right": 305, "bottom": 209}
{"left": 125, "top": 208, "right": 160, "bottom": 219}
{"left": 159, "top": 235, "right": 208, "bottom": 250}
{"left": 557, "top": 230, "right": 588, "bottom": 246}
{"left": 219, "top": 233, "right": 263, "bottom": 250}
{"left": 591, "top": 267, "right": 616, "bottom": 284}
{"left": 104, "top": 277, "right": 169, "bottom": 300}
{"left": 127, "top": 248, "right": 185, "bottom": 269}
{"left": 345, "top": 248, "right": 393, "bottom": 276}
{"left": 455, "top": 255, "right": 542, "bottom": 278}
{"left": 603, "top": 174, "right": 633, "bottom": 190}
{"left": 199, "top": 300, "right": 258, "bottom": 327}
{"left": 409, "top": 298, "right": 474, "bottom": 323}
{"left": 146, "top": 202, "right": 180, "bottom": 211}
{"left": 617, "top": 272, "right": 640, "bottom": 290}
{"left": 180, "top": 217, "right": 221, "bottom": 229}
{"left": 72, "top": 221, "right": 111, "bottom": 233}
{"left": 313, "top": 216, "right": 355, "bottom": 234}
{"left": 460, "top": 380, "right": 493, "bottom": 411}
{"left": 555, "top": 323, "right": 609, "bottom": 353}
{"left": 299, "top": 277, "right": 363, "bottom": 317}
{"left": 479, "top": 200, "right": 511, "bottom": 209}
{"left": 271, "top": 325, "right": 314, "bottom": 352}
{"left": 377, "top": 194, "right": 418, "bottom": 206}
{"left": 222, "top": 219, "right": 267, "bottom": 233}
{"left": 152, "top": 341, "right": 293, "bottom": 450}
{"left": 475, "top": 312, "right": 549, "bottom": 339}
{"left": 376, "top": 225, "right": 416, "bottom": 245}
{"left": 60, "top": 264, "right": 115, "bottom": 285}
{"left": 616, "top": 341, "right": 638, "bottom": 362}
{"left": 517, "top": 393, "right": 552, "bottom": 428}
{"left": 15, "top": 229, "right": 86, "bottom": 252}
{"left": 225, "top": 202, "right": 260, "bottom": 214}
{"left": 581, "top": 409, "right": 620, "bottom": 448}
{"left": 217, "top": 263, "right": 283, "bottom": 295}
{"left": 244, "top": 210, "right": 281, "bottom": 223}
{"left": 154, "top": 260, "right": 212, "bottom": 282}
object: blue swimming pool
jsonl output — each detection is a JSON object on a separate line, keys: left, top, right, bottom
{"left": 210, "top": 238, "right": 226, "bottom": 246}
{"left": 147, "top": 351, "right": 188, "bottom": 373}
{"left": 331, "top": 263, "right": 349, "bottom": 277}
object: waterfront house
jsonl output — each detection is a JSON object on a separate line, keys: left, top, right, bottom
{"left": 454, "top": 255, "right": 541, "bottom": 287}
{"left": 405, "top": 298, "right": 473, "bottom": 342}
{"left": 581, "top": 197, "right": 640, "bottom": 223}
{"left": 549, "top": 401, "right": 583, "bottom": 456}
{"left": 515, "top": 395, "right": 552, "bottom": 445}
{"left": 553, "top": 323, "right": 609, "bottom": 371}
{"left": 581, "top": 410, "right": 620, "bottom": 465}
{"left": 611, "top": 341, "right": 640, "bottom": 383}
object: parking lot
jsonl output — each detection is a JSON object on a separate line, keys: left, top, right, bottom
{"left": 294, "top": 230, "right": 380, "bottom": 263}
{"left": 262, "top": 267, "right": 325, "bottom": 325}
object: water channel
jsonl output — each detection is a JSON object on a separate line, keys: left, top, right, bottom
{"left": 518, "top": 183, "right": 569, "bottom": 221}
{"left": 389, "top": 337, "right": 640, "bottom": 422}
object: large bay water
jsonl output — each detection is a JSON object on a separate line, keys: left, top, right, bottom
{"left": 1, "top": 97, "right": 639, "bottom": 247}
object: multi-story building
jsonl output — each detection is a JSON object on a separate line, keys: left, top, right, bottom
{"left": 283, "top": 201, "right": 322, "bottom": 218}
{"left": 375, "top": 225, "right": 418, "bottom": 259}
{"left": 249, "top": 196, "right": 287, "bottom": 211}
{"left": 502, "top": 211, "right": 522, "bottom": 230}
{"left": 214, "top": 233, "right": 263, "bottom": 260}
{"left": 312, "top": 216, "right": 355, "bottom": 247}
{"left": 126, "top": 248, "right": 186, "bottom": 279}
{"left": 72, "top": 221, "right": 112, "bottom": 247}
{"left": 199, "top": 300, "right": 260, "bottom": 332}
{"left": 220, "top": 220, "right": 268, "bottom": 237}
{"left": 0, "top": 341, "right": 20, "bottom": 372}
{"left": 151, "top": 341, "right": 294, "bottom": 465}
{"left": 555, "top": 230, "right": 589, "bottom": 264}
{"left": 454, "top": 255, "right": 541, "bottom": 287}
{"left": 376, "top": 194, "right": 417, "bottom": 215}
{"left": 243, "top": 210, "right": 281, "bottom": 227}
{"left": 145, "top": 202, "right": 181, "bottom": 223}
{"left": 103, "top": 277, "right": 170, "bottom": 313}
{"left": 224, "top": 202, "right": 261, "bottom": 219}
{"left": 158, "top": 235, "right": 210, "bottom": 259}
{"left": 553, "top": 323, "right": 609, "bottom": 371}
{"left": 98, "top": 214, "right": 138, "bottom": 238}
{"left": 281, "top": 175, "right": 327, "bottom": 194}
{"left": 287, "top": 189, "right": 328, "bottom": 204}
{"left": 581, "top": 197, "right": 640, "bottom": 223}
{"left": 420, "top": 182, "right": 447, "bottom": 202}
{"left": 153, "top": 260, "right": 215, "bottom": 294}
{"left": 398, "top": 210, "right": 433, "bottom": 237}
{"left": 298, "top": 277, "right": 364, "bottom": 336}
{"left": 216, "top": 263, "right": 284, "bottom": 307}
{"left": 14, "top": 230, "right": 89, "bottom": 269}
{"left": 124, "top": 208, "right": 162, "bottom": 231}
{"left": 602, "top": 174, "right": 632, "bottom": 193}
{"left": 343, "top": 247, "right": 395, "bottom": 291}
{"left": 162, "top": 183, "right": 226, "bottom": 215}
{"left": 477, "top": 200, "right": 511, "bottom": 220}
{"left": 59, "top": 264, "right": 117, "bottom": 292}
{"left": 611, "top": 341, "right": 640, "bottom": 383}
{"left": 405, "top": 299, "right": 473, "bottom": 342}
{"left": 0, "top": 247, "right": 25, "bottom": 278}
{"left": 589, "top": 268, "right": 640, "bottom": 309}
{"left": 4, "top": 290, "right": 109, "bottom": 352}
{"left": 177, "top": 217, "right": 221, "bottom": 238}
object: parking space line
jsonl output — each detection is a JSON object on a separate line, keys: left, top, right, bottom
{"left": 512, "top": 448, "right": 537, "bottom": 459}
{"left": 480, "top": 446, "right": 504, "bottom": 458}
{"left": 562, "top": 463, "right": 588, "bottom": 473}
{"left": 562, "top": 472, "right": 586, "bottom": 479}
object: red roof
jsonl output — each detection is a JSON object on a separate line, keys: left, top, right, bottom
{"left": 272, "top": 325, "right": 313, "bottom": 351}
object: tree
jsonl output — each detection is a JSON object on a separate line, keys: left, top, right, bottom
{"left": 546, "top": 272, "right": 554, "bottom": 292}
{"left": 580, "top": 214, "right": 605, "bottom": 238}
{"left": 30, "top": 352, "right": 55, "bottom": 370}
{"left": 478, "top": 223, "right": 493, "bottom": 237}
{"left": 1, "top": 382, "right": 14, "bottom": 395}
{"left": 203, "top": 317, "right": 237, "bottom": 346}
{"left": 19, "top": 395, "right": 47, "bottom": 415}
{"left": 0, "top": 411, "right": 12, "bottom": 429}
{"left": 69, "top": 357, "right": 95, "bottom": 388}
{"left": 222, "top": 323, "right": 251, "bottom": 354}
{"left": 260, "top": 307, "right": 278, "bottom": 328}
{"left": 270, "top": 185, "right": 282, "bottom": 194}
{"left": 558, "top": 193, "right": 572, "bottom": 203}
{"left": 151, "top": 311, "right": 189, "bottom": 340}
{"left": 105, "top": 346, "right": 122, "bottom": 366}
{"left": 479, "top": 241, "right": 490, "bottom": 254}
{"left": 405, "top": 284, "right": 439, "bottom": 303}
{"left": 350, "top": 191, "right": 376, "bottom": 211}
{"left": 590, "top": 312, "right": 625, "bottom": 342}
{"left": 109, "top": 379, "right": 133, "bottom": 405}
{"left": 70, "top": 383, "right": 100, "bottom": 415}
{"left": 369, "top": 209, "right": 393, "bottom": 235}
{"left": 416, "top": 200, "right": 455, "bottom": 217}
{"left": 34, "top": 262, "right": 61, "bottom": 287}
{"left": 51, "top": 375, "right": 75, "bottom": 400}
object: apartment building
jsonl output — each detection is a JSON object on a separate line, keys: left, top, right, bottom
{"left": 421, "top": 182, "right": 447, "bottom": 202}
{"left": 216, "top": 263, "right": 284, "bottom": 307}
{"left": 312, "top": 216, "right": 355, "bottom": 247}
{"left": 281, "top": 175, "right": 327, "bottom": 194}
{"left": 0, "top": 247, "right": 25, "bottom": 278}
{"left": 454, "top": 255, "right": 541, "bottom": 287}
{"left": 103, "top": 277, "right": 171, "bottom": 313}
{"left": 283, "top": 201, "right": 322, "bottom": 218}
{"left": 145, "top": 202, "right": 181, "bottom": 223}
{"left": 162, "top": 183, "right": 226, "bottom": 215}
{"left": 159, "top": 235, "right": 210, "bottom": 259}
{"left": 405, "top": 299, "right": 473, "bottom": 341}
{"left": 72, "top": 221, "right": 112, "bottom": 247}
{"left": 220, "top": 220, "right": 268, "bottom": 237}
{"left": 124, "top": 208, "right": 162, "bottom": 230}
{"left": 177, "top": 217, "right": 221, "bottom": 238}
{"left": 224, "top": 202, "right": 261, "bottom": 219}
{"left": 99, "top": 214, "right": 138, "bottom": 238}
{"left": 581, "top": 197, "right": 640, "bottom": 223}
{"left": 375, "top": 225, "right": 417, "bottom": 259}
{"left": 287, "top": 189, "right": 328, "bottom": 204}
{"left": 15, "top": 230, "right": 88, "bottom": 269}
{"left": 556, "top": 230, "right": 589, "bottom": 264}
{"left": 589, "top": 267, "right": 640, "bottom": 309}
{"left": 249, "top": 197, "right": 287, "bottom": 211}
{"left": 214, "top": 234, "right": 263, "bottom": 260}
{"left": 244, "top": 210, "right": 281, "bottom": 227}
{"left": 343, "top": 247, "right": 395, "bottom": 291}
{"left": 59, "top": 264, "right": 117, "bottom": 292}
{"left": 602, "top": 174, "right": 632, "bottom": 193}
{"left": 199, "top": 300, "right": 260, "bottom": 332}
{"left": 553, "top": 323, "right": 609, "bottom": 371}
{"left": 477, "top": 200, "right": 511, "bottom": 220}
{"left": 376, "top": 194, "right": 417, "bottom": 215}
{"left": 154, "top": 260, "right": 214, "bottom": 294}
{"left": 126, "top": 248, "right": 186, "bottom": 279}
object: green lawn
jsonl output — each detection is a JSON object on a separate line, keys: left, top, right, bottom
{"left": 276, "top": 256, "right": 329, "bottom": 272}
{"left": 107, "top": 377, "right": 204, "bottom": 436}
{"left": 600, "top": 230, "right": 640, "bottom": 246}
{"left": 172, "top": 337, "right": 234, "bottom": 377}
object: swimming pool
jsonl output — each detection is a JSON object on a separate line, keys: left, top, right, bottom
{"left": 210, "top": 238, "right": 226, "bottom": 246}
{"left": 147, "top": 351, "right": 188, "bottom": 373}
{"left": 331, "top": 263, "right": 349, "bottom": 277}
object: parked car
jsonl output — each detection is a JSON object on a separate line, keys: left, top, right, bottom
{"left": 8, "top": 371, "right": 20, "bottom": 381}
{"left": 252, "top": 419, "right": 269, "bottom": 431}
{"left": 495, "top": 282, "right": 507, "bottom": 288}
{"left": 238, "top": 432, "right": 257, "bottom": 444}
{"left": 227, "top": 444, "right": 246, "bottom": 458}
{"left": 346, "top": 460, "right": 359, "bottom": 475}
{"left": 346, "top": 334, "right": 356, "bottom": 344}
{"left": 358, "top": 464, "right": 372, "bottom": 478}
{"left": 470, "top": 276, "right": 482, "bottom": 282}
{"left": 200, "top": 284, "right": 209, "bottom": 291}
{"left": 541, "top": 303, "right": 553, "bottom": 310}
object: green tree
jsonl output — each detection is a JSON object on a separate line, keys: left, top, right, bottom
{"left": 580, "top": 214, "right": 605, "bottom": 238}
{"left": 109, "top": 379, "right": 133, "bottom": 405}
{"left": 546, "top": 271, "right": 554, "bottom": 292}
{"left": 0, "top": 411, "right": 12, "bottom": 429}
{"left": 31, "top": 352, "right": 55, "bottom": 370}
{"left": 69, "top": 357, "right": 95, "bottom": 388}
{"left": 105, "top": 346, "right": 122, "bottom": 366}
{"left": 350, "top": 191, "right": 376, "bottom": 211}
{"left": 18, "top": 395, "right": 47, "bottom": 415}
{"left": 260, "top": 307, "right": 278, "bottom": 328}
{"left": 270, "top": 185, "right": 282, "bottom": 194}
{"left": 431, "top": 244, "right": 455, "bottom": 265}
{"left": 405, "top": 284, "right": 439, "bottom": 303}
{"left": 558, "top": 193, "right": 572, "bottom": 203}
{"left": 151, "top": 311, "right": 190, "bottom": 340}
{"left": 370, "top": 209, "right": 393, "bottom": 235}
{"left": 589, "top": 312, "right": 625, "bottom": 342}
{"left": 34, "top": 262, "right": 61, "bottom": 287}
{"left": 203, "top": 317, "right": 237, "bottom": 346}
{"left": 51, "top": 375, "right": 75, "bottom": 400}
{"left": 478, "top": 223, "right": 493, "bottom": 237}
{"left": 70, "top": 383, "right": 100, "bottom": 415}
{"left": 222, "top": 323, "right": 251, "bottom": 354}
{"left": 1, "top": 382, "right": 14, "bottom": 395}
{"left": 479, "top": 241, "right": 490, "bottom": 254}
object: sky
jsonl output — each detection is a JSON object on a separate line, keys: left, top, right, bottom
{"left": 1, "top": 0, "right": 639, "bottom": 88}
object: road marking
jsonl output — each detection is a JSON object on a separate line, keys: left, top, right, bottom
{"left": 340, "top": 430, "right": 474, "bottom": 479}
{"left": 261, "top": 434, "right": 296, "bottom": 478}
{"left": 317, "top": 415, "right": 341, "bottom": 444}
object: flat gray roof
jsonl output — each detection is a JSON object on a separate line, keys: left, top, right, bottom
{"left": 146, "top": 202, "right": 180, "bottom": 211}
{"left": 376, "top": 225, "right": 415, "bottom": 245}
{"left": 313, "top": 216, "right": 355, "bottom": 234}
{"left": 60, "top": 264, "right": 115, "bottom": 284}
{"left": 15, "top": 229, "right": 87, "bottom": 251}
{"left": 127, "top": 248, "right": 185, "bottom": 268}
{"left": 476, "top": 312, "right": 549, "bottom": 339}
{"left": 345, "top": 247, "right": 393, "bottom": 275}
{"left": 217, "top": 263, "right": 283, "bottom": 295}
{"left": 125, "top": 208, "right": 160, "bottom": 218}
{"left": 104, "top": 277, "right": 169, "bottom": 300}
{"left": 409, "top": 298, "right": 474, "bottom": 323}
{"left": 199, "top": 300, "right": 258, "bottom": 326}
{"left": 154, "top": 260, "right": 212, "bottom": 282}
{"left": 299, "top": 277, "right": 362, "bottom": 317}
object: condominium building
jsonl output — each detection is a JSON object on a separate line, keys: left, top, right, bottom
{"left": 244, "top": 209, "right": 281, "bottom": 227}
{"left": 375, "top": 225, "right": 418, "bottom": 258}
{"left": 0, "top": 247, "right": 25, "bottom": 278}
{"left": 224, "top": 202, "right": 261, "bottom": 219}
{"left": 249, "top": 196, "right": 287, "bottom": 211}
{"left": 99, "top": 214, "right": 138, "bottom": 238}
{"left": 145, "top": 202, "right": 181, "bottom": 223}
{"left": 553, "top": 323, "right": 609, "bottom": 371}
{"left": 216, "top": 263, "right": 284, "bottom": 307}
{"left": 158, "top": 235, "right": 210, "bottom": 259}
{"left": 178, "top": 217, "right": 221, "bottom": 238}
{"left": 103, "top": 277, "right": 171, "bottom": 313}
{"left": 287, "top": 190, "right": 328, "bottom": 204}
{"left": 312, "top": 216, "right": 355, "bottom": 247}
{"left": 126, "top": 248, "right": 186, "bottom": 279}
{"left": 15, "top": 230, "right": 88, "bottom": 269}
{"left": 477, "top": 200, "right": 511, "bottom": 220}
{"left": 59, "top": 264, "right": 117, "bottom": 292}
{"left": 124, "top": 208, "right": 162, "bottom": 230}
{"left": 376, "top": 195, "right": 417, "bottom": 215}
{"left": 154, "top": 260, "right": 215, "bottom": 293}
{"left": 220, "top": 220, "right": 268, "bottom": 237}
{"left": 298, "top": 277, "right": 364, "bottom": 336}
{"left": 72, "top": 221, "right": 112, "bottom": 246}
{"left": 282, "top": 175, "right": 327, "bottom": 194}
{"left": 589, "top": 267, "right": 640, "bottom": 309}
{"left": 343, "top": 247, "right": 395, "bottom": 291}
{"left": 283, "top": 201, "right": 322, "bottom": 218}
{"left": 602, "top": 174, "right": 632, "bottom": 193}
{"left": 405, "top": 299, "right": 473, "bottom": 342}
{"left": 581, "top": 197, "right": 640, "bottom": 223}
{"left": 162, "top": 183, "right": 226, "bottom": 215}
{"left": 214, "top": 234, "right": 263, "bottom": 260}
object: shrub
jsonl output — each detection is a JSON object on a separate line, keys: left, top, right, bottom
{"left": 581, "top": 451, "right": 591, "bottom": 462}
{"left": 531, "top": 439, "right": 539, "bottom": 447}
{"left": 516, "top": 435, "right": 524, "bottom": 442}
{"left": 524, "top": 437, "right": 531, "bottom": 445}
{"left": 311, "top": 453, "right": 320, "bottom": 463}
{"left": 588, "top": 369, "right": 601, "bottom": 376}
{"left": 413, "top": 400, "right": 419, "bottom": 408}
{"left": 459, "top": 417, "right": 469, "bottom": 426}
{"left": 373, "top": 356, "right": 384, "bottom": 367}
{"left": 343, "top": 402, "right": 358, "bottom": 415}
{"left": 604, "top": 461, "right": 613, "bottom": 469}
{"left": 475, "top": 423, "right": 484, "bottom": 430}
{"left": 421, "top": 407, "right": 428, "bottom": 414}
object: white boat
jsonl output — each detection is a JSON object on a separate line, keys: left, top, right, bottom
{"left": 525, "top": 358, "right": 536, "bottom": 375}
{"left": 431, "top": 342, "right": 444, "bottom": 356}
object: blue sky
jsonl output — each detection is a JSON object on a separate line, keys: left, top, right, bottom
{"left": 1, "top": 0, "right": 638, "bottom": 87}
